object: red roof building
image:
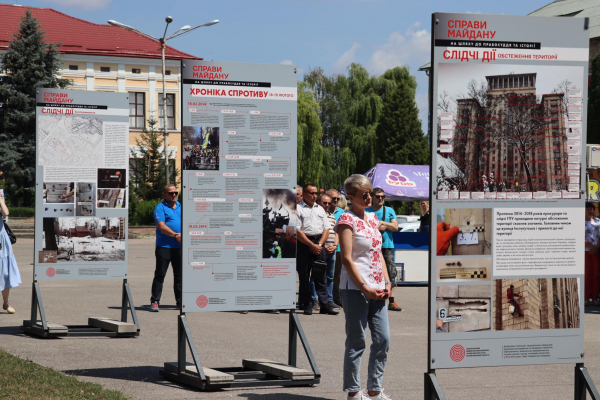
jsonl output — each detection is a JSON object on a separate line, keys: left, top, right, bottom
{"left": 0, "top": 4, "right": 204, "bottom": 191}
{"left": 0, "top": 4, "right": 199, "bottom": 60}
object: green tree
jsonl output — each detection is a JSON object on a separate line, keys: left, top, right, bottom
{"left": 588, "top": 52, "right": 600, "bottom": 145}
{"left": 297, "top": 81, "right": 323, "bottom": 186}
{"left": 303, "top": 64, "right": 421, "bottom": 191}
{"left": 129, "top": 117, "right": 179, "bottom": 207}
{"left": 375, "top": 81, "right": 429, "bottom": 165}
{"left": 0, "top": 10, "right": 70, "bottom": 206}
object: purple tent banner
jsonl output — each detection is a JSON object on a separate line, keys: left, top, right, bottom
{"left": 364, "top": 164, "right": 429, "bottom": 201}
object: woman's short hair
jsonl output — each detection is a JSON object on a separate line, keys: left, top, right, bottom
{"left": 344, "top": 174, "right": 372, "bottom": 196}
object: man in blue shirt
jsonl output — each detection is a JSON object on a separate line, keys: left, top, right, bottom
{"left": 366, "top": 187, "right": 401, "bottom": 311}
{"left": 150, "top": 185, "right": 182, "bottom": 312}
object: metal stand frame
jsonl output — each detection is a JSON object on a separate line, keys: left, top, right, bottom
{"left": 21, "top": 279, "right": 139, "bottom": 338}
{"left": 160, "top": 310, "right": 320, "bottom": 390}
{"left": 575, "top": 363, "right": 600, "bottom": 400}
{"left": 424, "top": 370, "right": 446, "bottom": 400}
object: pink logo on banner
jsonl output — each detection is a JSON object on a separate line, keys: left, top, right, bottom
{"left": 450, "top": 344, "right": 465, "bottom": 362}
{"left": 46, "top": 267, "right": 56, "bottom": 278}
{"left": 196, "top": 295, "right": 208, "bottom": 308}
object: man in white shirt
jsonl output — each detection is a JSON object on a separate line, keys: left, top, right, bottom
{"left": 297, "top": 184, "right": 339, "bottom": 316}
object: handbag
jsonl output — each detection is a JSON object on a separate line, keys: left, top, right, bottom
{"left": 3, "top": 222, "right": 16, "bottom": 245}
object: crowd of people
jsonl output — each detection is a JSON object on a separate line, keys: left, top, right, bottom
{"left": 183, "top": 144, "right": 220, "bottom": 170}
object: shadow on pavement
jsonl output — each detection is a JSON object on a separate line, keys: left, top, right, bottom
{"left": 585, "top": 305, "right": 600, "bottom": 314}
{"left": 64, "top": 366, "right": 211, "bottom": 393}
{"left": 0, "top": 326, "right": 26, "bottom": 336}
{"left": 107, "top": 304, "right": 179, "bottom": 311}
{"left": 239, "top": 394, "right": 326, "bottom": 400}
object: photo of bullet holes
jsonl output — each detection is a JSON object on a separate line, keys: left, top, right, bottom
{"left": 437, "top": 208, "right": 491, "bottom": 256}
{"left": 97, "top": 189, "right": 126, "bottom": 209}
{"left": 97, "top": 168, "right": 126, "bottom": 189}
{"left": 76, "top": 182, "right": 95, "bottom": 216}
{"left": 436, "top": 257, "right": 491, "bottom": 282}
{"left": 43, "top": 182, "right": 75, "bottom": 217}
{"left": 436, "top": 284, "right": 492, "bottom": 333}
{"left": 493, "top": 278, "right": 580, "bottom": 331}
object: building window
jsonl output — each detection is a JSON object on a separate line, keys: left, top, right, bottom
{"left": 69, "top": 65, "right": 78, "bottom": 71}
{"left": 159, "top": 93, "right": 175, "bottom": 130}
{"left": 129, "top": 92, "right": 145, "bottom": 128}
{"left": 132, "top": 68, "right": 141, "bottom": 74}
{"left": 100, "top": 66, "right": 110, "bottom": 73}
{"left": 165, "top": 70, "right": 171, "bottom": 76}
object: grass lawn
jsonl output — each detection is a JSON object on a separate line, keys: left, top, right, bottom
{"left": 0, "top": 349, "right": 130, "bottom": 400}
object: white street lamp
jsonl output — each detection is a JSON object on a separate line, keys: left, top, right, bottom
{"left": 108, "top": 17, "right": 219, "bottom": 185}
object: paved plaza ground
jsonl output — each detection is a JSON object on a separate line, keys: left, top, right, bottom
{"left": 2, "top": 239, "right": 600, "bottom": 399}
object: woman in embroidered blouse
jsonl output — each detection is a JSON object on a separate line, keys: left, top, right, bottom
{"left": 336, "top": 174, "right": 392, "bottom": 400}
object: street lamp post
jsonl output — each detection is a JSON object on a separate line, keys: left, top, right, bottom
{"left": 107, "top": 17, "right": 219, "bottom": 185}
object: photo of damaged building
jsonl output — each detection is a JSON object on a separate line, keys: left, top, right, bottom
{"left": 493, "top": 278, "right": 580, "bottom": 331}
{"left": 438, "top": 71, "right": 572, "bottom": 193}
{"left": 436, "top": 285, "right": 491, "bottom": 333}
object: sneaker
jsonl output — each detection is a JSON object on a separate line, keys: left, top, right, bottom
{"left": 348, "top": 390, "right": 367, "bottom": 399}
{"left": 328, "top": 301, "right": 341, "bottom": 310}
{"left": 388, "top": 302, "right": 402, "bottom": 312}
{"left": 304, "top": 306, "right": 313, "bottom": 315}
{"left": 312, "top": 300, "right": 320, "bottom": 311}
{"left": 239, "top": 310, "right": 249, "bottom": 314}
{"left": 366, "top": 389, "right": 393, "bottom": 400}
{"left": 150, "top": 302, "right": 159, "bottom": 312}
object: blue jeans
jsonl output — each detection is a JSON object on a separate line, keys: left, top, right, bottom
{"left": 341, "top": 289, "right": 390, "bottom": 393}
{"left": 310, "top": 252, "right": 335, "bottom": 303}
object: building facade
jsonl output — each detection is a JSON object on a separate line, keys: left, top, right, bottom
{"left": 0, "top": 4, "right": 201, "bottom": 191}
{"left": 440, "top": 73, "right": 568, "bottom": 193}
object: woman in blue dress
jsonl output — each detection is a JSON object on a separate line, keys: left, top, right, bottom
{"left": 0, "top": 194, "right": 21, "bottom": 313}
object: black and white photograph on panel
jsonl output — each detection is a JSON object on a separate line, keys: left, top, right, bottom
{"left": 76, "top": 182, "right": 95, "bottom": 216}
{"left": 42, "top": 217, "right": 125, "bottom": 262}
{"left": 97, "top": 168, "right": 126, "bottom": 189}
{"left": 262, "top": 189, "right": 297, "bottom": 259}
{"left": 436, "top": 63, "right": 584, "bottom": 196}
{"left": 182, "top": 126, "right": 220, "bottom": 170}
{"left": 97, "top": 189, "right": 126, "bottom": 209}
{"left": 38, "top": 115, "right": 104, "bottom": 168}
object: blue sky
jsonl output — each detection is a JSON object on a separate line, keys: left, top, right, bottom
{"left": 4, "top": 0, "right": 551, "bottom": 132}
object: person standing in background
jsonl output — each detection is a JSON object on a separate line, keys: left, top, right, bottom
{"left": 296, "top": 184, "right": 339, "bottom": 315}
{"left": 327, "top": 189, "right": 346, "bottom": 309}
{"left": 418, "top": 201, "right": 430, "bottom": 233}
{"left": 366, "top": 188, "right": 401, "bottom": 312}
{"left": 0, "top": 192, "right": 20, "bottom": 314}
{"left": 150, "top": 185, "right": 182, "bottom": 312}
{"left": 585, "top": 202, "right": 600, "bottom": 305}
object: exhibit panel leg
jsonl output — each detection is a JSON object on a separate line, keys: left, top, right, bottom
{"left": 22, "top": 280, "right": 139, "bottom": 338}
{"left": 424, "top": 371, "right": 446, "bottom": 400}
{"left": 160, "top": 311, "right": 320, "bottom": 390}
{"left": 575, "top": 363, "right": 600, "bottom": 400}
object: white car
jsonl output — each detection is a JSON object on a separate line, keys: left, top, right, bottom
{"left": 398, "top": 221, "right": 421, "bottom": 232}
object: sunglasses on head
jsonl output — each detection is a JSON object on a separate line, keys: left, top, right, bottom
{"left": 167, "top": 191, "right": 179, "bottom": 196}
